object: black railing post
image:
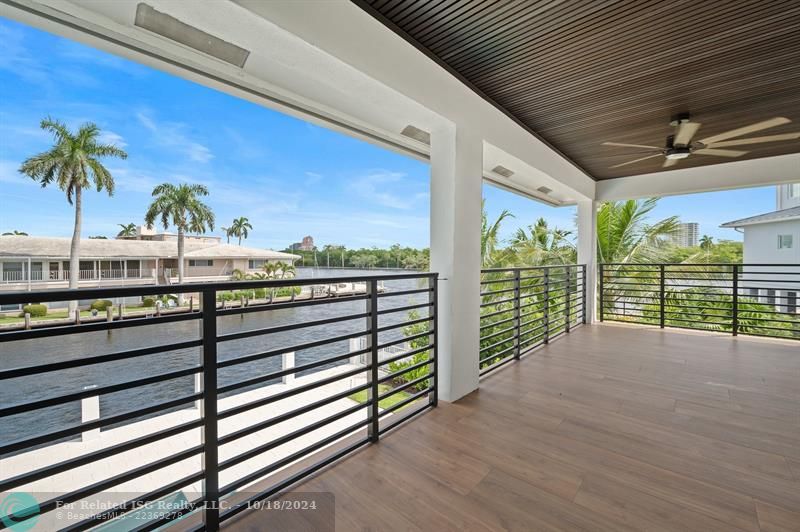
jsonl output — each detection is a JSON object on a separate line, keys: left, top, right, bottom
{"left": 581, "top": 265, "right": 587, "bottom": 324}
{"left": 543, "top": 268, "right": 550, "bottom": 344}
{"left": 367, "top": 279, "right": 380, "bottom": 442}
{"left": 565, "top": 266, "right": 571, "bottom": 333}
{"left": 732, "top": 264, "right": 739, "bottom": 336}
{"left": 513, "top": 269, "right": 521, "bottom": 359}
{"left": 659, "top": 264, "right": 666, "bottom": 328}
{"left": 599, "top": 263, "right": 604, "bottom": 322}
{"left": 430, "top": 275, "right": 438, "bottom": 407}
{"left": 200, "top": 288, "right": 219, "bottom": 532}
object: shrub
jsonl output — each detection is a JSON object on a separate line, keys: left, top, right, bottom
{"left": 90, "top": 299, "right": 113, "bottom": 311}
{"left": 216, "top": 291, "right": 236, "bottom": 302}
{"left": 253, "top": 288, "right": 267, "bottom": 299}
{"left": 141, "top": 297, "right": 156, "bottom": 307}
{"left": 276, "top": 286, "right": 301, "bottom": 297}
{"left": 22, "top": 304, "right": 47, "bottom": 317}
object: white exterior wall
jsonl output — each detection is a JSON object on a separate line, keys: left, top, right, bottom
{"left": 742, "top": 220, "right": 800, "bottom": 265}
{"left": 777, "top": 183, "right": 800, "bottom": 210}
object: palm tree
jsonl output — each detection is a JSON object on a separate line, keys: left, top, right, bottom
{"left": 229, "top": 216, "right": 253, "bottom": 245}
{"left": 221, "top": 226, "right": 232, "bottom": 244}
{"left": 2, "top": 230, "right": 28, "bottom": 236}
{"left": 597, "top": 198, "right": 679, "bottom": 264}
{"left": 481, "top": 200, "right": 514, "bottom": 268}
{"left": 144, "top": 183, "right": 215, "bottom": 304}
{"left": 279, "top": 263, "right": 296, "bottom": 279}
{"left": 19, "top": 118, "right": 127, "bottom": 318}
{"left": 117, "top": 223, "right": 137, "bottom": 238}
{"left": 511, "top": 217, "right": 574, "bottom": 265}
{"left": 700, "top": 235, "right": 714, "bottom": 250}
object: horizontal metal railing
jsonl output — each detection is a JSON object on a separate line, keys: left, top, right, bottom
{"left": 0, "top": 272, "right": 437, "bottom": 531}
{"left": 600, "top": 263, "right": 800, "bottom": 340}
{"left": 479, "top": 264, "right": 586, "bottom": 375}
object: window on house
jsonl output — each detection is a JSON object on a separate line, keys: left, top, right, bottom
{"left": 188, "top": 259, "right": 213, "bottom": 267}
{"left": 778, "top": 235, "right": 793, "bottom": 249}
{"left": 788, "top": 292, "right": 797, "bottom": 314}
{"left": 790, "top": 184, "right": 800, "bottom": 198}
{"left": 766, "top": 289, "right": 776, "bottom": 306}
{"left": 248, "top": 259, "right": 266, "bottom": 269}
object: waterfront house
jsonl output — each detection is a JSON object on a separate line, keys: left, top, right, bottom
{"left": 0, "top": 234, "right": 299, "bottom": 306}
{"left": 721, "top": 183, "right": 800, "bottom": 313}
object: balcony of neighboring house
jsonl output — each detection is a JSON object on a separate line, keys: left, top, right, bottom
{"left": 0, "top": 259, "right": 158, "bottom": 294}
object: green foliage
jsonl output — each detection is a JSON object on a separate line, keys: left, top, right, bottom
{"left": 385, "top": 310, "right": 432, "bottom": 392}
{"left": 22, "top": 304, "right": 47, "bottom": 317}
{"left": 141, "top": 297, "right": 156, "bottom": 307}
{"left": 281, "top": 245, "right": 430, "bottom": 270}
{"left": 90, "top": 299, "right": 113, "bottom": 311}
{"left": 144, "top": 183, "right": 215, "bottom": 236}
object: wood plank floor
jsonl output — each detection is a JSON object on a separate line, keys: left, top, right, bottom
{"left": 227, "top": 324, "right": 800, "bottom": 531}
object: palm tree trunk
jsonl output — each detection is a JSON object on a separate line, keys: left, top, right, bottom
{"left": 68, "top": 186, "right": 82, "bottom": 319}
{"left": 238, "top": 236, "right": 242, "bottom": 246}
{"left": 177, "top": 228, "right": 185, "bottom": 305}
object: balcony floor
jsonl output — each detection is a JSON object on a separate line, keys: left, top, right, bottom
{"left": 228, "top": 324, "right": 800, "bottom": 532}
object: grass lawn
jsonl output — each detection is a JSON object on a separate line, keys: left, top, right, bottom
{"left": 0, "top": 304, "right": 173, "bottom": 326}
{"left": 349, "top": 384, "right": 416, "bottom": 410}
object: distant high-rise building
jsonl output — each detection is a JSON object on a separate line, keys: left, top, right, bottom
{"left": 291, "top": 236, "right": 316, "bottom": 251}
{"left": 671, "top": 222, "right": 699, "bottom": 247}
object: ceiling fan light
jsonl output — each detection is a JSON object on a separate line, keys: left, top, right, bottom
{"left": 665, "top": 148, "right": 691, "bottom": 160}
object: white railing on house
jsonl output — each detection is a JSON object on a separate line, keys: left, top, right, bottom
{"left": 1, "top": 269, "right": 151, "bottom": 284}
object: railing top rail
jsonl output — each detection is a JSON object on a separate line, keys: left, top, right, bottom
{"left": 482, "top": 264, "right": 584, "bottom": 272}
{"left": 0, "top": 272, "right": 439, "bottom": 305}
{"left": 601, "top": 262, "right": 800, "bottom": 267}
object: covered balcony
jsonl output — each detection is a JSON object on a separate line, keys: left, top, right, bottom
{"left": 0, "top": 1, "right": 798, "bottom": 531}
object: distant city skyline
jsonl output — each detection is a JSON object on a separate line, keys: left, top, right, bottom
{"left": 0, "top": 17, "right": 779, "bottom": 251}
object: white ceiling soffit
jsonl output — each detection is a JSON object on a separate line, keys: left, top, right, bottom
{"left": 597, "top": 153, "right": 800, "bottom": 201}
{"left": 0, "top": 0, "right": 441, "bottom": 162}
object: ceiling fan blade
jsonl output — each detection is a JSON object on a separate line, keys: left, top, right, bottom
{"left": 693, "top": 148, "right": 747, "bottom": 157}
{"left": 698, "top": 117, "right": 791, "bottom": 145}
{"left": 674, "top": 122, "right": 701, "bottom": 146}
{"left": 663, "top": 158, "right": 679, "bottom": 168}
{"left": 707, "top": 132, "right": 800, "bottom": 148}
{"left": 602, "top": 141, "right": 661, "bottom": 150}
{"left": 609, "top": 153, "right": 663, "bottom": 168}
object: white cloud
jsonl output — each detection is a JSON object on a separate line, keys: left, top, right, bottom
{"left": 304, "top": 171, "right": 323, "bottom": 186}
{"left": 136, "top": 111, "right": 213, "bottom": 163}
{"left": 97, "top": 130, "right": 127, "bottom": 149}
{"left": 347, "top": 170, "right": 417, "bottom": 209}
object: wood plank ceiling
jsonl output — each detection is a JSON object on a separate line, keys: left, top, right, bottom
{"left": 355, "top": 0, "right": 800, "bottom": 180}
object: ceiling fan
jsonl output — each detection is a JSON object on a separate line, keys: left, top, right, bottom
{"left": 603, "top": 114, "right": 800, "bottom": 169}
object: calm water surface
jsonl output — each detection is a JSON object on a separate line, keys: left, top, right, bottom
{"left": 0, "top": 268, "right": 429, "bottom": 448}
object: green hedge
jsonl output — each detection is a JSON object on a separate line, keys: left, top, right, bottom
{"left": 90, "top": 299, "right": 113, "bottom": 311}
{"left": 22, "top": 304, "right": 47, "bottom": 317}
{"left": 141, "top": 297, "right": 156, "bottom": 307}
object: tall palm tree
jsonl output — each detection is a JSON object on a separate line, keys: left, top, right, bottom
{"left": 19, "top": 118, "right": 127, "bottom": 318}
{"left": 597, "top": 198, "right": 679, "bottom": 264}
{"left": 117, "top": 223, "right": 137, "bottom": 238}
{"left": 700, "top": 235, "right": 714, "bottom": 250}
{"left": 144, "top": 183, "right": 215, "bottom": 304}
{"left": 481, "top": 200, "right": 514, "bottom": 268}
{"left": 2, "top": 230, "right": 28, "bottom": 236}
{"left": 511, "top": 217, "right": 574, "bottom": 265}
{"left": 229, "top": 216, "right": 253, "bottom": 245}
{"left": 221, "top": 226, "right": 232, "bottom": 244}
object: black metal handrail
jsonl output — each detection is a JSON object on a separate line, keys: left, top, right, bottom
{"left": 0, "top": 272, "right": 438, "bottom": 530}
{"left": 479, "top": 264, "right": 586, "bottom": 375}
{"left": 600, "top": 263, "right": 800, "bottom": 340}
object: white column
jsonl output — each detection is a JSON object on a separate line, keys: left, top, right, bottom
{"left": 577, "top": 199, "right": 599, "bottom": 323}
{"left": 430, "top": 125, "right": 482, "bottom": 402}
{"left": 282, "top": 351, "right": 295, "bottom": 385}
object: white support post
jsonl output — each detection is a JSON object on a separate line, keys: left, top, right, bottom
{"left": 577, "top": 199, "right": 599, "bottom": 323}
{"left": 81, "top": 385, "right": 100, "bottom": 441}
{"left": 429, "top": 125, "right": 482, "bottom": 402}
{"left": 282, "top": 352, "right": 295, "bottom": 385}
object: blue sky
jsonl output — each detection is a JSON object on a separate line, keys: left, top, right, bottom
{"left": 0, "top": 18, "right": 778, "bottom": 250}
